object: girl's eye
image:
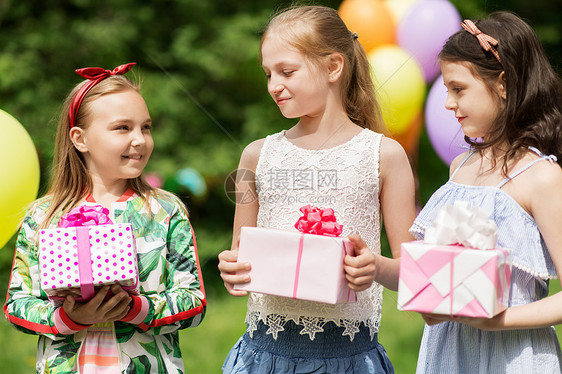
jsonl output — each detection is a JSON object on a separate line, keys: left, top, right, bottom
{"left": 143, "top": 124, "right": 152, "bottom": 131}
{"left": 116, "top": 125, "right": 129, "bottom": 131}
{"left": 453, "top": 87, "right": 462, "bottom": 93}
{"left": 283, "top": 70, "right": 294, "bottom": 77}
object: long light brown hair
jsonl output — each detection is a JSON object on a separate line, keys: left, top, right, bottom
{"left": 40, "top": 75, "right": 157, "bottom": 230}
{"left": 260, "top": 5, "right": 386, "bottom": 133}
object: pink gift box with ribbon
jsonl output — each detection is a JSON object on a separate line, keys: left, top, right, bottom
{"left": 398, "top": 241, "right": 511, "bottom": 317}
{"left": 38, "top": 205, "right": 139, "bottom": 302}
{"left": 234, "top": 206, "right": 357, "bottom": 304}
{"left": 398, "top": 201, "right": 512, "bottom": 318}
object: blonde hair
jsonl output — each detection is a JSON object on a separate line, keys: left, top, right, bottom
{"left": 261, "top": 5, "right": 385, "bottom": 133}
{"left": 40, "top": 75, "right": 158, "bottom": 230}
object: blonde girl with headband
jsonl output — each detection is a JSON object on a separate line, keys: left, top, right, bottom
{"left": 4, "top": 63, "right": 206, "bottom": 373}
{"left": 218, "top": 5, "right": 416, "bottom": 373}
{"left": 411, "top": 12, "right": 562, "bottom": 372}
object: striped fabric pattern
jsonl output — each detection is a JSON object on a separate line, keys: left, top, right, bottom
{"left": 410, "top": 150, "right": 562, "bottom": 373}
{"left": 79, "top": 323, "right": 120, "bottom": 373}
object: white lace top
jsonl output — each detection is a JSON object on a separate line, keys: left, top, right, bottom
{"left": 245, "top": 128, "right": 384, "bottom": 341}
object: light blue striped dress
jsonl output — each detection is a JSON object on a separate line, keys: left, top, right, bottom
{"left": 411, "top": 149, "right": 562, "bottom": 373}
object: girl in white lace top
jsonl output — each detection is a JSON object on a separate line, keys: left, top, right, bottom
{"left": 218, "top": 5, "right": 416, "bottom": 373}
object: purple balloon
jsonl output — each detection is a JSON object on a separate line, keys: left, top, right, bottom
{"left": 425, "top": 75, "right": 468, "bottom": 165}
{"left": 397, "top": 0, "right": 461, "bottom": 82}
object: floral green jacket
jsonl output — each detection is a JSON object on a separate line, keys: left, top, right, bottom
{"left": 4, "top": 190, "right": 206, "bottom": 373}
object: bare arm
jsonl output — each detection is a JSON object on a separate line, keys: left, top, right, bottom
{"left": 426, "top": 160, "right": 562, "bottom": 330}
{"left": 376, "top": 137, "right": 417, "bottom": 290}
{"left": 344, "top": 137, "right": 416, "bottom": 291}
{"left": 485, "top": 161, "right": 562, "bottom": 330}
{"left": 217, "top": 139, "right": 264, "bottom": 296}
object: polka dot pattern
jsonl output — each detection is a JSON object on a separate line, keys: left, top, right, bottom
{"left": 38, "top": 223, "right": 138, "bottom": 297}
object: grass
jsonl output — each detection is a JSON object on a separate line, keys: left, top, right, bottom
{"left": 2, "top": 282, "right": 562, "bottom": 373}
{"left": 181, "top": 288, "right": 426, "bottom": 374}
{"left": 1, "top": 233, "right": 561, "bottom": 373}
{"left": 0, "top": 287, "right": 424, "bottom": 373}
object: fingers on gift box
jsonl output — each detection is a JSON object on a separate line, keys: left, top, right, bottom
{"left": 398, "top": 201, "right": 512, "bottom": 318}
{"left": 38, "top": 205, "right": 139, "bottom": 302}
{"left": 234, "top": 226, "right": 356, "bottom": 304}
{"left": 398, "top": 241, "right": 512, "bottom": 318}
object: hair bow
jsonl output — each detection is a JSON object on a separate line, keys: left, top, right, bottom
{"left": 68, "top": 62, "right": 136, "bottom": 128}
{"left": 460, "top": 20, "right": 502, "bottom": 64}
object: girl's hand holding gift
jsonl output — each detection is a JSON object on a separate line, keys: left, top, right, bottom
{"left": 409, "top": 11, "right": 562, "bottom": 372}
{"left": 420, "top": 311, "right": 507, "bottom": 331}
{"left": 218, "top": 247, "right": 251, "bottom": 297}
{"left": 344, "top": 234, "right": 377, "bottom": 292}
{"left": 4, "top": 62, "right": 206, "bottom": 373}
{"left": 221, "top": 5, "right": 417, "bottom": 372}
{"left": 63, "top": 284, "right": 132, "bottom": 325}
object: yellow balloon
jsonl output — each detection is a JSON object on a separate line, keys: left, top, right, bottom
{"left": 0, "top": 109, "right": 40, "bottom": 249}
{"left": 369, "top": 45, "right": 426, "bottom": 135}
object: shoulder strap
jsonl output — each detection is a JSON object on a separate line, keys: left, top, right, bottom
{"left": 497, "top": 146, "right": 558, "bottom": 188}
{"left": 449, "top": 150, "right": 475, "bottom": 180}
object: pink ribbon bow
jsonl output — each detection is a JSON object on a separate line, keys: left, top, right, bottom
{"left": 57, "top": 205, "right": 113, "bottom": 301}
{"left": 294, "top": 205, "right": 343, "bottom": 236}
{"left": 68, "top": 62, "right": 136, "bottom": 128}
{"left": 58, "top": 205, "right": 113, "bottom": 228}
{"left": 460, "top": 20, "right": 502, "bottom": 63}
{"left": 291, "top": 205, "right": 355, "bottom": 302}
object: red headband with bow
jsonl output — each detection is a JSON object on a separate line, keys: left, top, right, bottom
{"left": 68, "top": 62, "right": 136, "bottom": 128}
{"left": 460, "top": 20, "right": 502, "bottom": 64}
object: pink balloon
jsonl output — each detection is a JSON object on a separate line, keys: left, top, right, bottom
{"left": 145, "top": 173, "right": 163, "bottom": 189}
{"left": 397, "top": 0, "right": 461, "bottom": 82}
{"left": 425, "top": 75, "right": 468, "bottom": 165}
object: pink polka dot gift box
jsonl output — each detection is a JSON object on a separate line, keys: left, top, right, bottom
{"left": 38, "top": 205, "right": 139, "bottom": 302}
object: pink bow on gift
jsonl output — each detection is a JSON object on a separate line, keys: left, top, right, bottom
{"left": 54, "top": 205, "right": 114, "bottom": 301}
{"left": 294, "top": 205, "right": 343, "bottom": 236}
{"left": 58, "top": 205, "right": 113, "bottom": 228}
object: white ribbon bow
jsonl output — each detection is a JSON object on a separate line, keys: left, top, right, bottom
{"left": 424, "top": 201, "right": 498, "bottom": 250}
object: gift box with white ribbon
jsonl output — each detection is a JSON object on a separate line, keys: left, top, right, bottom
{"left": 398, "top": 201, "right": 512, "bottom": 318}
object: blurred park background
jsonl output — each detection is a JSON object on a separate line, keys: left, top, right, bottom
{"left": 0, "top": 0, "right": 561, "bottom": 372}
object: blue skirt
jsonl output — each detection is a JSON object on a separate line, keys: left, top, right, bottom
{"left": 222, "top": 320, "right": 394, "bottom": 374}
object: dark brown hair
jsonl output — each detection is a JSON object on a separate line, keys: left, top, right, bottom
{"left": 439, "top": 11, "right": 562, "bottom": 174}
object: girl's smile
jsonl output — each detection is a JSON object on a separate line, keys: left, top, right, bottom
{"left": 275, "top": 97, "right": 290, "bottom": 106}
{"left": 261, "top": 34, "right": 331, "bottom": 120}
{"left": 122, "top": 153, "right": 144, "bottom": 160}
{"left": 73, "top": 89, "right": 153, "bottom": 188}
